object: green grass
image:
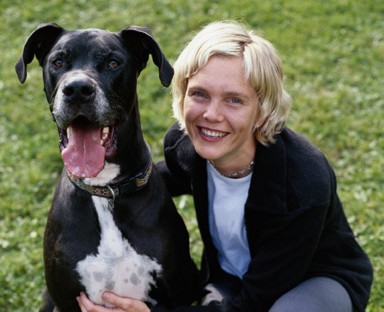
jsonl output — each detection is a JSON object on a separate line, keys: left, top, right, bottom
{"left": 1, "top": 0, "right": 383, "bottom": 310}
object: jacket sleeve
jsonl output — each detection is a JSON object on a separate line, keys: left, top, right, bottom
{"left": 156, "top": 160, "right": 192, "bottom": 196}
{"left": 156, "top": 123, "right": 194, "bottom": 196}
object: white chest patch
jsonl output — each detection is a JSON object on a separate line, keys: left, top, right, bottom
{"left": 76, "top": 196, "right": 162, "bottom": 307}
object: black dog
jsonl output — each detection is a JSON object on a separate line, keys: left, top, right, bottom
{"left": 16, "top": 23, "right": 200, "bottom": 312}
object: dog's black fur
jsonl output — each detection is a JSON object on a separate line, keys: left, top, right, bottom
{"left": 16, "top": 24, "right": 200, "bottom": 312}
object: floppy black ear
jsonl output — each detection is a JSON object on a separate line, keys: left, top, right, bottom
{"left": 15, "top": 23, "right": 65, "bottom": 83}
{"left": 119, "top": 26, "right": 174, "bottom": 87}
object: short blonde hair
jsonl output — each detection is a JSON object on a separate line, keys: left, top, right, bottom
{"left": 172, "top": 21, "right": 292, "bottom": 145}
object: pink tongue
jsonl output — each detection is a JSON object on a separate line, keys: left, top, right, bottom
{"left": 61, "top": 123, "right": 105, "bottom": 178}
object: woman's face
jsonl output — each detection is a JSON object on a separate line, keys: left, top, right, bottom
{"left": 183, "top": 55, "right": 260, "bottom": 171}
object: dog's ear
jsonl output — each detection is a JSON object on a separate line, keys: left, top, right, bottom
{"left": 15, "top": 23, "right": 65, "bottom": 83}
{"left": 119, "top": 26, "right": 174, "bottom": 87}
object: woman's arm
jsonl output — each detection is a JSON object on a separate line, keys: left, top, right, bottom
{"left": 156, "top": 160, "right": 191, "bottom": 196}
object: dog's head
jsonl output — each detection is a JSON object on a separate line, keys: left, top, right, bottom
{"left": 16, "top": 23, "right": 173, "bottom": 179}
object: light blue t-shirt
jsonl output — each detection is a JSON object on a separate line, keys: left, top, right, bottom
{"left": 207, "top": 161, "right": 252, "bottom": 278}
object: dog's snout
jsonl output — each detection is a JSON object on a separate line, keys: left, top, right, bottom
{"left": 62, "top": 79, "right": 96, "bottom": 104}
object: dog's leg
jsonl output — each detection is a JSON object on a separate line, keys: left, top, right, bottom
{"left": 39, "top": 288, "right": 55, "bottom": 312}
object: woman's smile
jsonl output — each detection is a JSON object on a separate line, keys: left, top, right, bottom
{"left": 199, "top": 127, "right": 228, "bottom": 141}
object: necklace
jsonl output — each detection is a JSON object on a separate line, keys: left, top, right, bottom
{"left": 209, "top": 160, "right": 255, "bottom": 178}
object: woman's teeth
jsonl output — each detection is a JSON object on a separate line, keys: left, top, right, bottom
{"left": 201, "top": 128, "right": 226, "bottom": 138}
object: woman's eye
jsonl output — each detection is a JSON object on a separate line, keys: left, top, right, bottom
{"left": 108, "top": 60, "right": 120, "bottom": 69}
{"left": 52, "top": 59, "right": 63, "bottom": 68}
{"left": 230, "top": 97, "right": 242, "bottom": 104}
{"left": 191, "top": 91, "right": 205, "bottom": 98}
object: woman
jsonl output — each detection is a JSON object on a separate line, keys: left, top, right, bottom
{"left": 78, "top": 21, "right": 373, "bottom": 312}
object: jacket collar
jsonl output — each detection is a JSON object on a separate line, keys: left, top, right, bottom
{"left": 246, "top": 134, "right": 288, "bottom": 214}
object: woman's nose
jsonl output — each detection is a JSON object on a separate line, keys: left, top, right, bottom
{"left": 203, "top": 101, "right": 224, "bottom": 122}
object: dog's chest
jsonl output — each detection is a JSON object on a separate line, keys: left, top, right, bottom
{"left": 76, "top": 196, "right": 162, "bottom": 307}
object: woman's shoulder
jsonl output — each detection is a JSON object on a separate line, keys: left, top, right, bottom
{"left": 281, "top": 128, "right": 325, "bottom": 161}
{"left": 164, "top": 122, "right": 186, "bottom": 146}
{"left": 164, "top": 122, "right": 195, "bottom": 154}
{"left": 279, "top": 128, "right": 331, "bottom": 173}
{"left": 163, "top": 122, "right": 199, "bottom": 173}
{"left": 279, "top": 128, "right": 335, "bottom": 204}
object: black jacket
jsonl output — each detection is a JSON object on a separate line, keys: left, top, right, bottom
{"left": 154, "top": 123, "right": 373, "bottom": 312}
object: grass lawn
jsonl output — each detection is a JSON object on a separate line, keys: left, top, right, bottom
{"left": 1, "top": 0, "right": 383, "bottom": 311}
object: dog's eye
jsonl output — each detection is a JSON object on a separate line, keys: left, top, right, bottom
{"left": 52, "top": 59, "right": 64, "bottom": 68}
{"left": 108, "top": 60, "right": 120, "bottom": 69}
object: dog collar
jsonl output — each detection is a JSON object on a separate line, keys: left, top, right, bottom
{"left": 68, "top": 160, "right": 153, "bottom": 199}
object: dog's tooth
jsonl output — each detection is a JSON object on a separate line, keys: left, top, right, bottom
{"left": 101, "top": 127, "right": 109, "bottom": 143}
{"left": 102, "top": 127, "right": 109, "bottom": 135}
{"left": 67, "top": 127, "right": 72, "bottom": 140}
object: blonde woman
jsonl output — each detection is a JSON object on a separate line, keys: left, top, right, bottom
{"left": 78, "top": 21, "right": 372, "bottom": 312}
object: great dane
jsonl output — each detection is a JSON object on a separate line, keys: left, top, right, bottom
{"left": 16, "top": 23, "right": 200, "bottom": 312}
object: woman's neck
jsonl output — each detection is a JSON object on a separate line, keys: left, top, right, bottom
{"left": 209, "top": 145, "right": 256, "bottom": 179}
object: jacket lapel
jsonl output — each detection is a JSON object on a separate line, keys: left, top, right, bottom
{"left": 245, "top": 134, "right": 288, "bottom": 215}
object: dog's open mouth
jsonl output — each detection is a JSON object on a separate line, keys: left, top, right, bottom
{"left": 60, "top": 117, "right": 117, "bottom": 178}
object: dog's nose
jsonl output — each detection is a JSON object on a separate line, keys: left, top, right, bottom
{"left": 62, "top": 79, "right": 96, "bottom": 104}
